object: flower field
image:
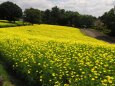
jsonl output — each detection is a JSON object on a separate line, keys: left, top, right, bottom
{"left": 0, "top": 24, "right": 115, "bottom": 86}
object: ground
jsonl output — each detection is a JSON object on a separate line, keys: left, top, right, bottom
{"left": 0, "top": 57, "right": 24, "bottom": 86}
{"left": 80, "top": 28, "right": 115, "bottom": 43}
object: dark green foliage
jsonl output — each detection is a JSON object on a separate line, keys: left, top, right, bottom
{"left": 43, "top": 6, "right": 67, "bottom": 26}
{"left": 0, "top": 1, "right": 96, "bottom": 28}
{"left": 42, "top": 6, "right": 96, "bottom": 28}
{"left": 0, "top": 1, "right": 22, "bottom": 22}
{"left": 50, "top": 6, "right": 61, "bottom": 25}
{"left": 100, "top": 8, "right": 115, "bottom": 36}
{"left": 93, "top": 20, "right": 110, "bottom": 34}
{"left": 79, "top": 15, "right": 96, "bottom": 28}
{"left": 43, "top": 9, "right": 51, "bottom": 24}
{"left": 24, "top": 8, "right": 41, "bottom": 24}
{"left": 65, "top": 11, "right": 80, "bottom": 27}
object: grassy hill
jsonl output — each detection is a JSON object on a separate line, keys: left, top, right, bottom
{"left": 0, "top": 20, "right": 29, "bottom": 28}
{"left": 0, "top": 24, "right": 115, "bottom": 86}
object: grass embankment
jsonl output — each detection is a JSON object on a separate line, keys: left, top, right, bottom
{"left": 0, "top": 60, "right": 24, "bottom": 86}
{"left": 0, "top": 20, "right": 30, "bottom": 28}
{"left": 0, "top": 61, "right": 14, "bottom": 86}
{"left": 0, "top": 24, "right": 115, "bottom": 86}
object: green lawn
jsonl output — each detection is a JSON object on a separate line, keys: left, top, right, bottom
{"left": 0, "top": 20, "right": 30, "bottom": 28}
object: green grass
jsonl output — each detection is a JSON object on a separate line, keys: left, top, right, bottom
{"left": 0, "top": 61, "right": 14, "bottom": 86}
{"left": 0, "top": 60, "right": 24, "bottom": 86}
{"left": 0, "top": 24, "right": 115, "bottom": 86}
{"left": 0, "top": 20, "right": 30, "bottom": 28}
{"left": 0, "top": 20, "right": 16, "bottom": 27}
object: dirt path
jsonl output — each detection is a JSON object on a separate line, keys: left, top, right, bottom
{"left": 80, "top": 29, "right": 115, "bottom": 43}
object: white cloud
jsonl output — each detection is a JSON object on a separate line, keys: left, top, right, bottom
{"left": 55, "top": 0, "right": 115, "bottom": 17}
{"left": 0, "top": 0, "right": 115, "bottom": 17}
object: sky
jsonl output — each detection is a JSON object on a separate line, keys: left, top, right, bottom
{"left": 0, "top": 0, "right": 115, "bottom": 17}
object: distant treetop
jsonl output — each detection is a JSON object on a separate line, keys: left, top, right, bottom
{"left": 0, "top": 1, "right": 22, "bottom": 22}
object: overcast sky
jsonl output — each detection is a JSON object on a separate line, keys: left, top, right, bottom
{"left": 0, "top": 0, "right": 115, "bottom": 17}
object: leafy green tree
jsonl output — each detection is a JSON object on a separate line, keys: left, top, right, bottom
{"left": 43, "top": 9, "right": 51, "bottom": 24}
{"left": 50, "top": 6, "right": 61, "bottom": 25}
{"left": 0, "top": 1, "right": 22, "bottom": 22}
{"left": 93, "top": 19, "right": 109, "bottom": 33}
{"left": 41, "top": 6, "right": 96, "bottom": 28}
{"left": 100, "top": 8, "right": 115, "bottom": 36}
{"left": 65, "top": 11, "right": 80, "bottom": 27}
{"left": 43, "top": 7, "right": 66, "bottom": 26}
{"left": 79, "top": 15, "right": 96, "bottom": 28}
{"left": 57, "top": 9, "right": 66, "bottom": 25}
{"left": 40, "top": 11, "right": 45, "bottom": 24}
{"left": 24, "top": 8, "right": 41, "bottom": 24}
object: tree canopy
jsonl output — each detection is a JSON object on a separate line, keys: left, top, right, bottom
{"left": 24, "top": 8, "right": 41, "bottom": 24}
{"left": 0, "top": 1, "right": 22, "bottom": 22}
{"left": 100, "top": 8, "right": 115, "bottom": 36}
{"left": 42, "top": 6, "right": 96, "bottom": 28}
{"left": 0, "top": 1, "right": 97, "bottom": 28}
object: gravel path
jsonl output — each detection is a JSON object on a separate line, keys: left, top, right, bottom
{"left": 80, "top": 29, "right": 115, "bottom": 43}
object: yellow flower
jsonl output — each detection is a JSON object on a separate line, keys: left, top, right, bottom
{"left": 108, "top": 80, "right": 112, "bottom": 84}
{"left": 52, "top": 73, "right": 55, "bottom": 76}
{"left": 64, "top": 84, "right": 69, "bottom": 86}
{"left": 82, "top": 72, "right": 85, "bottom": 74}
{"left": 106, "top": 76, "right": 114, "bottom": 84}
{"left": 91, "top": 78, "right": 95, "bottom": 80}
{"left": 28, "top": 70, "right": 30, "bottom": 74}
{"left": 40, "top": 79, "right": 42, "bottom": 82}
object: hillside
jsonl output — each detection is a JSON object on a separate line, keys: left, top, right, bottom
{"left": 0, "top": 24, "right": 108, "bottom": 44}
{"left": 0, "top": 20, "right": 29, "bottom": 28}
{"left": 0, "top": 25, "right": 115, "bottom": 86}
{"left": 81, "top": 29, "right": 115, "bottom": 43}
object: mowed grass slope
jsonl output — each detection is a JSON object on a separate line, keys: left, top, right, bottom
{"left": 0, "top": 24, "right": 115, "bottom": 86}
{"left": 0, "top": 20, "right": 29, "bottom": 28}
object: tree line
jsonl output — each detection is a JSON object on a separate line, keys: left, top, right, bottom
{"left": 0, "top": 1, "right": 115, "bottom": 36}
{"left": 42, "top": 7, "right": 96, "bottom": 28}
{"left": 99, "top": 8, "right": 115, "bottom": 36}
{"left": 0, "top": 1, "right": 96, "bottom": 28}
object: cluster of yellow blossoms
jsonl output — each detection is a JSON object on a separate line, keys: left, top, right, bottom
{"left": 0, "top": 24, "right": 115, "bottom": 86}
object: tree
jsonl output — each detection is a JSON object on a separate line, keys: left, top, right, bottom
{"left": 50, "top": 6, "right": 61, "bottom": 25}
{"left": 65, "top": 11, "right": 80, "bottom": 27}
{"left": 24, "top": 8, "right": 41, "bottom": 24}
{"left": 25, "top": 6, "right": 96, "bottom": 28}
{"left": 40, "top": 11, "right": 45, "bottom": 24}
{"left": 42, "top": 6, "right": 96, "bottom": 28}
{"left": 43, "top": 9, "right": 51, "bottom": 24}
{"left": 100, "top": 8, "right": 115, "bottom": 36}
{"left": 93, "top": 19, "right": 109, "bottom": 33}
{"left": 57, "top": 9, "right": 66, "bottom": 25}
{"left": 79, "top": 15, "right": 96, "bottom": 28}
{"left": 43, "top": 7, "right": 66, "bottom": 25}
{"left": 0, "top": 1, "right": 22, "bottom": 22}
